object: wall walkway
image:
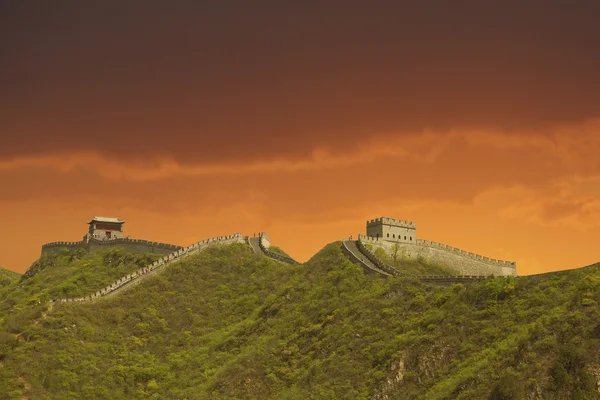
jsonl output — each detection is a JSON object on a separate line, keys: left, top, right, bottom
{"left": 247, "top": 236, "right": 300, "bottom": 265}
{"left": 40, "top": 237, "right": 182, "bottom": 258}
{"left": 358, "top": 235, "right": 517, "bottom": 277}
{"left": 342, "top": 240, "right": 393, "bottom": 277}
{"left": 247, "top": 237, "right": 264, "bottom": 255}
{"left": 343, "top": 239, "right": 491, "bottom": 284}
{"left": 259, "top": 236, "right": 300, "bottom": 265}
{"left": 50, "top": 233, "right": 245, "bottom": 304}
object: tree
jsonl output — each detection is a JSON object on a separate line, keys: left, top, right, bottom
{"left": 392, "top": 242, "right": 399, "bottom": 263}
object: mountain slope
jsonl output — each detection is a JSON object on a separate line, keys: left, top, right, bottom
{"left": 0, "top": 248, "right": 164, "bottom": 335}
{"left": 0, "top": 243, "right": 599, "bottom": 399}
{"left": 0, "top": 267, "right": 19, "bottom": 288}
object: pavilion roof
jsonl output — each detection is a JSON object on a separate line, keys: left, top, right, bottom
{"left": 87, "top": 216, "right": 125, "bottom": 224}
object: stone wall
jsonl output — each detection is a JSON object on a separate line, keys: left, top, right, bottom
{"left": 40, "top": 237, "right": 182, "bottom": 257}
{"left": 260, "top": 232, "right": 271, "bottom": 249}
{"left": 86, "top": 237, "right": 180, "bottom": 255}
{"left": 354, "top": 239, "right": 489, "bottom": 284}
{"left": 341, "top": 240, "right": 390, "bottom": 277}
{"left": 355, "top": 239, "right": 402, "bottom": 277}
{"left": 366, "top": 217, "right": 417, "bottom": 244}
{"left": 358, "top": 234, "right": 518, "bottom": 277}
{"left": 259, "top": 235, "right": 299, "bottom": 265}
{"left": 39, "top": 241, "right": 82, "bottom": 256}
{"left": 51, "top": 233, "right": 246, "bottom": 304}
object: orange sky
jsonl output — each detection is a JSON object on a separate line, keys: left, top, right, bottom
{"left": 2, "top": 122, "right": 600, "bottom": 275}
{"left": 1, "top": 3, "right": 600, "bottom": 275}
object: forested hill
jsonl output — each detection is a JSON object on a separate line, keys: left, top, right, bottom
{"left": 0, "top": 243, "right": 599, "bottom": 399}
{"left": 0, "top": 267, "right": 20, "bottom": 288}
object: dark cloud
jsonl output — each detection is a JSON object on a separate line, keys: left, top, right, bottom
{"left": 2, "top": 1, "right": 600, "bottom": 163}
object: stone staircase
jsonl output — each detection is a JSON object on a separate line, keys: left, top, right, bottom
{"left": 247, "top": 236, "right": 264, "bottom": 255}
{"left": 342, "top": 239, "right": 393, "bottom": 277}
{"left": 343, "top": 239, "right": 491, "bottom": 284}
{"left": 247, "top": 235, "right": 300, "bottom": 265}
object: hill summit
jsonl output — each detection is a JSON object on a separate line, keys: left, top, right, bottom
{"left": 0, "top": 235, "right": 599, "bottom": 399}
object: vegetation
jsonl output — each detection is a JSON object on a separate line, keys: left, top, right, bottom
{"left": 0, "top": 243, "right": 599, "bottom": 399}
{"left": 0, "top": 267, "right": 20, "bottom": 288}
{"left": 0, "top": 248, "right": 163, "bottom": 328}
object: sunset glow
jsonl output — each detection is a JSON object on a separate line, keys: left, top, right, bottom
{"left": 2, "top": 3, "right": 600, "bottom": 275}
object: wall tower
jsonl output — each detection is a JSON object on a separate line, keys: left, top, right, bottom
{"left": 366, "top": 217, "right": 416, "bottom": 244}
{"left": 87, "top": 216, "right": 125, "bottom": 240}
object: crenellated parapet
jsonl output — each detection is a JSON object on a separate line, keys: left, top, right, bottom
{"left": 366, "top": 217, "right": 416, "bottom": 229}
{"left": 358, "top": 235, "right": 384, "bottom": 245}
{"left": 40, "top": 236, "right": 183, "bottom": 258}
{"left": 357, "top": 234, "right": 517, "bottom": 277}
{"left": 355, "top": 239, "right": 403, "bottom": 277}
{"left": 415, "top": 239, "right": 516, "bottom": 268}
{"left": 258, "top": 235, "right": 299, "bottom": 265}
{"left": 347, "top": 239, "right": 489, "bottom": 283}
{"left": 49, "top": 233, "right": 246, "bottom": 304}
{"left": 41, "top": 241, "right": 83, "bottom": 254}
{"left": 87, "top": 237, "right": 181, "bottom": 251}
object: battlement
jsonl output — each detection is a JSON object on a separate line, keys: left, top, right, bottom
{"left": 350, "top": 238, "right": 489, "bottom": 283}
{"left": 357, "top": 234, "right": 517, "bottom": 276}
{"left": 415, "top": 238, "right": 516, "bottom": 268}
{"left": 39, "top": 237, "right": 183, "bottom": 260}
{"left": 50, "top": 233, "right": 245, "bottom": 304}
{"left": 366, "top": 217, "right": 416, "bottom": 229}
{"left": 87, "top": 237, "right": 181, "bottom": 252}
{"left": 41, "top": 240, "right": 82, "bottom": 249}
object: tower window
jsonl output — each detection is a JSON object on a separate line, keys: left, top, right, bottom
{"left": 392, "top": 234, "right": 395, "bottom": 238}
{"left": 410, "top": 236, "right": 412, "bottom": 241}
{"left": 404, "top": 236, "right": 406, "bottom": 240}
{"left": 387, "top": 233, "right": 389, "bottom": 237}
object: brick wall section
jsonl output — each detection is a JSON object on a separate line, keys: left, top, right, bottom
{"left": 39, "top": 241, "right": 83, "bottom": 255}
{"left": 355, "top": 240, "right": 404, "bottom": 276}
{"left": 358, "top": 234, "right": 518, "bottom": 277}
{"left": 349, "top": 239, "right": 490, "bottom": 284}
{"left": 50, "top": 233, "right": 246, "bottom": 304}
{"left": 41, "top": 237, "right": 181, "bottom": 257}
{"left": 341, "top": 240, "right": 393, "bottom": 277}
{"left": 87, "top": 237, "right": 180, "bottom": 255}
{"left": 258, "top": 236, "right": 299, "bottom": 265}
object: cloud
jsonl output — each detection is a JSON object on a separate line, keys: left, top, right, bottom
{"left": 3, "top": 3, "right": 600, "bottom": 164}
{"left": 0, "top": 131, "right": 452, "bottom": 180}
{"left": 474, "top": 175, "right": 600, "bottom": 230}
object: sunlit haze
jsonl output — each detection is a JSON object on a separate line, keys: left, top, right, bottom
{"left": 2, "top": 2, "right": 600, "bottom": 275}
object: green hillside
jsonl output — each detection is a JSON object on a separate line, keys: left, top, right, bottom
{"left": 0, "top": 248, "right": 163, "bottom": 329}
{"left": 0, "top": 243, "right": 599, "bottom": 399}
{"left": 0, "top": 267, "right": 20, "bottom": 288}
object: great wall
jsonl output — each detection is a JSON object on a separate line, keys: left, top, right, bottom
{"left": 342, "top": 238, "right": 488, "bottom": 284}
{"left": 357, "top": 235, "right": 517, "bottom": 277}
{"left": 50, "top": 234, "right": 245, "bottom": 304}
{"left": 41, "top": 237, "right": 181, "bottom": 257}
{"left": 37, "top": 215, "right": 518, "bottom": 304}
{"left": 49, "top": 233, "right": 501, "bottom": 306}
{"left": 49, "top": 233, "right": 300, "bottom": 304}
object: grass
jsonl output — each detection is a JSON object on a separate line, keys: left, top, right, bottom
{"left": 0, "top": 243, "right": 598, "bottom": 399}
{"left": 0, "top": 267, "right": 20, "bottom": 288}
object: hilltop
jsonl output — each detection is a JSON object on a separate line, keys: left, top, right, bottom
{"left": 0, "top": 241, "right": 599, "bottom": 399}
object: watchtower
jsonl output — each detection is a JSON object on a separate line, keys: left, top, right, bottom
{"left": 87, "top": 216, "right": 125, "bottom": 240}
{"left": 366, "top": 217, "right": 417, "bottom": 243}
